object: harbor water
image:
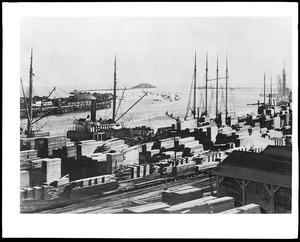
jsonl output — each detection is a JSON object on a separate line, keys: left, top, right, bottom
{"left": 20, "top": 86, "right": 269, "bottom": 136}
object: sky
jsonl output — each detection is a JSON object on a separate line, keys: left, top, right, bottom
{"left": 20, "top": 17, "right": 293, "bottom": 94}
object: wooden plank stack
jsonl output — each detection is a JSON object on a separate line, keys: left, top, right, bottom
{"left": 205, "top": 196, "right": 235, "bottom": 213}
{"left": 20, "top": 170, "right": 30, "bottom": 189}
{"left": 219, "top": 203, "right": 261, "bottom": 214}
{"left": 179, "top": 137, "right": 195, "bottom": 145}
{"left": 162, "top": 186, "right": 203, "bottom": 205}
{"left": 123, "top": 202, "right": 170, "bottom": 214}
{"left": 77, "top": 140, "right": 104, "bottom": 157}
{"left": 107, "top": 153, "right": 124, "bottom": 171}
{"left": 20, "top": 150, "right": 38, "bottom": 161}
{"left": 41, "top": 158, "right": 62, "bottom": 184}
{"left": 122, "top": 146, "right": 139, "bottom": 166}
{"left": 20, "top": 138, "right": 36, "bottom": 150}
{"left": 162, "top": 196, "right": 217, "bottom": 214}
{"left": 39, "top": 135, "right": 67, "bottom": 157}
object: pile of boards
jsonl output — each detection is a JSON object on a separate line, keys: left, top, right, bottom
{"left": 219, "top": 203, "right": 261, "bottom": 214}
{"left": 162, "top": 186, "right": 204, "bottom": 205}
{"left": 36, "top": 135, "right": 67, "bottom": 158}
{"left": 41, "top": 158, "right": 62, "bottom": 184}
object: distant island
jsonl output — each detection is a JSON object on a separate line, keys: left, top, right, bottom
{"left": 131, "top": 83, "right": 156, "bottom": 89}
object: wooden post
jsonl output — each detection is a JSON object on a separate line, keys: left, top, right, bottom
{"left": 216, "top": 175, "right": 219, "bottom": 197}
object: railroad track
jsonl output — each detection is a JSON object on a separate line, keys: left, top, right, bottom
{"left": 41, "top": 175, "right": 215, "bottom": 214}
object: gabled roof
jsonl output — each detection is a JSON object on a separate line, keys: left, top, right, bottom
{"left": 212, "top": 150, "right": 291, "bottom": 188}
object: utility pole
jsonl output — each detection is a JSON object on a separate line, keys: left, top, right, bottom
{"left": 225, "top": 54, "right": 228, "bottom": 122}
{"left": 270, "top": 76, "right": 272, "bottom": 105}
{"left": 264, "top": 72, "right": 266, "bottom": 105}
{"left": 216, "top": 54, "right": 219, "bottom": 118}
{"left": 112, "top": 55, "right": 117, "bottom": 122}
{"left": 193, "top": 51, "right": 197, "bottom": 119}
{"left": 205, "top": 52, "right": 208, "bottom": 116}
{"left": 27, "top": 47, "right": 33, "bottom": 138}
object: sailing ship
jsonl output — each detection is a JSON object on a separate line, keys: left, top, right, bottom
{"left": 67, "top": 55, "right": 147, "bottom": 142}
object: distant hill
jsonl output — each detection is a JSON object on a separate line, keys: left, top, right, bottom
{"left": 131, "top": 83, "right": 156, "bottom": 89}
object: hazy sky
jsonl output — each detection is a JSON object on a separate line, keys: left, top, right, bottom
{"left": 20, "top": 17, "right": 292, "bottom": 91}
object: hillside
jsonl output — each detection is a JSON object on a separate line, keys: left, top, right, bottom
{"left": 131, "top": 83, "right": 156, "bottom": 89}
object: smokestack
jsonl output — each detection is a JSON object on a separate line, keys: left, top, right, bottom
{"left": 91, "top": 100, "right": 97, "bottom": 122}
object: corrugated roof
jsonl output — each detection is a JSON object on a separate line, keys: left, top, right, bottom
{"left": 212, "top": 150, "right": 291, "bottom": 188}
{"left": 261, "top": 145, "right": 292, "bottom": 161}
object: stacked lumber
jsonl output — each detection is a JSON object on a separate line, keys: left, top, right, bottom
{"left": 77, "top": 140, "right": 104, "bottom": 157}
{"left": 219, "top": 203, "right": 260, "bottom": 214}
{"left": 20, "top": 189, "right": 26, "bottom": 200}
{"left": 74, "top": 174, "right": 114, "bottom": 187}
{"left": 20, "top": 150, "right": 38, "bottom": 161}
{"left": 32, "top": 131, "right": 50, "bottom": 138}
{"left": 178, "top": 137, "right": 195, "bottom": 145}
{"left": 24, "top": 187, "right": 35, "bottom": 199}
{"left": 100, "top": 139, "right": 129, "bottom": 153}
{"left": 20, "top": 170, "right": 30, "bottom": 189}
{"left": 162, "top": 196, "right": 217, "bottom": 214}
{"left": 33, "top": 186, "right": 43, "bottom": 199}
{"left": 84, "top": 154, "right": 108, "bottom": 176}
{"left": 107, "top": 153, "right": 124, "bottom": 171}
{"left": 162, "top": 186, "right": 203, "bottom": 205}
{"left": 39, "top": 135, "right": 67, "bottom": 157}
{"left": 205, "top": 196, "right": 235, "bottom": 213}
{"left": 123, "top": 202, "right": 170, "bottom": 214}
{"left": 20, "top": 138, "right": 35, "bottom": 150}
{"left": 41, "top": 158, "right": 61, "bottom": 184}
{"left": 65, "top": 144, "right": 77, "bottom": 158}
{"left": 183, "top": 142, "right": 204, "bottom": 156}
{"left": 122, "top": 146, "right": 139, "bottom": 166}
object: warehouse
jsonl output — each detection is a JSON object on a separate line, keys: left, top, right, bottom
{"left": 212, "top": 146, "right": 292, "bottom": 213}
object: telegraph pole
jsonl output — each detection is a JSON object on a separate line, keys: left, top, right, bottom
{"left": 225, "top": 54, "right": 228, "bottom": 122}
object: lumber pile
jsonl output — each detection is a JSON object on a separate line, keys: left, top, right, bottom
{"left": 183, "top": 142, "right": 204, "bottom": 156}
{"left": 107, "top": 153, "right": 124, "bottom": 171}
{"left": 32, "top": 131, "right": 50, "bottom": 138}
{"left": 162, "top": 196, "right": 217, "bottom": 214}
{"left": 20, "top": 170, "right": 30, "bottom": 189}
{"left": 57, "top": 175, "right": 70, "bottom": 186}
{"left": 205, "top": 196, "right": 235, "bottom": 213}
{"left": 123, "top": 202, "right": 170, "bottom": 214}
{"left": 20, "top": 150, "right": 38, "bottom": 161}
{"left": 219, "top": 203, "right": 261, "bottom": 214}
{"left": 100, "top": 139, "right": 129, "bottom": 153}
{"left": 178, "top": 137, "right": 195, "bottom": 145}
{"left": 41, "top": 158, "right": 62, "bottom": 184}
{"left": 38, "top": 135, "right": 67, "bottom": 157}
{"left": 84, "top": 153, "right": 109, "bottom": 176}
{"left": 122, "top": 146, "right": 139, "bottom": 166}
{"left": 77, "top": 140, "right": 104, "bottom": 157}
{"left": 20, "top": 138, "right": 36, "bottom": 150}
{"left": 162, "top": 186, "right": 203, "bottom": 205}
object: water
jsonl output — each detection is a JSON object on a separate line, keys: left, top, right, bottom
{"left": 20, "top": 86, "right": 266, "bottom": 136}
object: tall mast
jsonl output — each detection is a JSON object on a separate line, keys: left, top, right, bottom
{"left": 27, "top": 47, "right": 33, "bottom": 137}
{"left": 216, "top": 54, "right": 219, "bottom": 118}
{"left": 270, "top": 76, "right": 272, "bottom": 104}
{"left": 112, "top": 55, "right": 117, "bottom": 122}
{"left": 205, "top": 52, "right": 208, "bottom": 115}
{"left": 225, "top": 54, "right": 228, "bottom": 121}
{"left": 193, "top": 51, "right": 197, "bottom": 119}
{"left": 264, "top": 71, "right": 266, "bottom": 105}
{"left": 282, "top": 62, "right": 286, "bottom": 96}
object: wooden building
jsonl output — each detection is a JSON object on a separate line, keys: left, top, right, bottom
{"left": 212, "top": 146, "right": 292, "bottom": 213}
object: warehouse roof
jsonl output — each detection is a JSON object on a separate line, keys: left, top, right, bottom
{"left": 260, "top": 145, "right": 292, "bottom": 161}
{"left": 212, "top": 150, "right": 292, "bottom": 188}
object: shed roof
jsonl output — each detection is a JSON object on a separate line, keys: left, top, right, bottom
{"left": 260, "top": 145, "right": 292, "bottom": 161}
{"left": 212, "top": 150, "right": 291, "bottom": 188}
